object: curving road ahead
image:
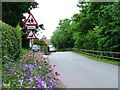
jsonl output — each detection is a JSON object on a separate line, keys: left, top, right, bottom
{"left": 48, "top": 52, "right": 118, "bottom": 88}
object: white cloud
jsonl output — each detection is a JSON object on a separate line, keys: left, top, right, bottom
{"left": 30, "top": 0, "right": 80, "bottom": 39}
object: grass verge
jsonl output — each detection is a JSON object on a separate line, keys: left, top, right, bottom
{"left": 21, "top": 48, "right": 30, "bottom": 56}
{"left": 72, "top": 51, "right": 119, "bottom": 66}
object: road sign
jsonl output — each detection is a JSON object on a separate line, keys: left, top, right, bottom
{"left": 24, "top": 13, "right": 38, "bottom": 26}
{"left": 27, "top": 26, "right": 36, "bottom": 30}
{"left": 26, "top": 30, "right": 37, "bottom": 40}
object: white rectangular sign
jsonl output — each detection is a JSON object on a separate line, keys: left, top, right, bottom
{"left": 27, "top": 26, "right": 36, "bottom": 29}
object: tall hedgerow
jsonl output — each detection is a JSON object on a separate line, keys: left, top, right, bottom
{"left": 1, "top": 21, "right": 22, "bottom": 63}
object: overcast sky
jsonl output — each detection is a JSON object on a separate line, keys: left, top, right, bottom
{"left": 29, "top": 0, "right": 80, "bottom": 39}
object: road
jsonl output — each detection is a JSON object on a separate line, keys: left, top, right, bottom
{"left": 48, "top": 52, "right": 118, "bottom": 88}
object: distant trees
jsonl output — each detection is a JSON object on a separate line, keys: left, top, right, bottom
{"left": 51, "top": 19, "right": 75, "bottom": 49}
{"left": 51, "top": 2, "right": 120, "bottom": 52}
{"left": 34, "top": 39, "right": 46, "bottom": 46}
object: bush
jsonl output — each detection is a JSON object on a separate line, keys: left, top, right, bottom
{"left": 1, "top": 21, "right": 22, "bottom": 63}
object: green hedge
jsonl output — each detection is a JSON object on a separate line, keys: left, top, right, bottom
{"left": 1, "top": 21, "right": 22, "bottom": 63}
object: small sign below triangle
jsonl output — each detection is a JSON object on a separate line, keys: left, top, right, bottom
{"left": 26, "top": 30, "right": 37, "bottom": 40}
{"left": 24, "top": 13, "right": 38, "bottom": 26}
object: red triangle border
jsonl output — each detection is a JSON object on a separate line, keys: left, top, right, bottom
{"left": 24, "top": 13, "right": 38, "bottom": 26}
{"left": 26, "top": 30, "right": 38, "bottom": 40}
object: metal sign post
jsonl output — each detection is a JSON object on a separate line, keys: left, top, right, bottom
{"left": 29, "top": 39, "right": 32, "bottom": 48}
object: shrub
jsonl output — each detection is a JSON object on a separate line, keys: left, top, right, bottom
{"left": 1, "top": 21, "right": 22, "bottom": 63}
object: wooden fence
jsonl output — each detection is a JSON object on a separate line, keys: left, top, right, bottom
{"left": 58, "top": 48, "right": 120, "bottom": 61}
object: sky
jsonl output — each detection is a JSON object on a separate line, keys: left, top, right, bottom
{"left": 28, "top": 0, "right": 80, "bottom": 39}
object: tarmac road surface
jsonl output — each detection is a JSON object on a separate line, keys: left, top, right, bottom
{"left": 48, "top": 52, "right": 118, "bottom": 88}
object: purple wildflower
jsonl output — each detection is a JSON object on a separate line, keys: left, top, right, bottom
{"left": 36, "top": 57, "right": 41, "bottom": 62}
{"left": 29, "top": 64, "right": 34, "bottom": 71}
{"left": 35, "top": 76, "right": 41, "bottom": 85}
{"left": 48, "top": 85, "right": 55, "bottom": 89}
{"left": 37, "top": 52, "right": 41, "bottom": 56}
{"left": 42, "top": 76, "right": 44, "bottom": 79}
{"left": 23, "top": 64, "right": 28, "bottom": 71}
{"left": 29, "top": 51, "right": 33, "bottom": 57}
{"left": 34, "top": 61, "right": 37, "bottom": 67}
{"left": 41, "top": 81, "right": 47, "bottom": 88}
{"left": 28, "top": 76, "right": 33, "bottom": 84}
{"left": 19, "top": 79, "right": 23, "bottom": 86}
{"left": 48, "top": 68, "right": 53, "bottom": 71}
{"left": 53, "top": 64, "right": 56, "bottom": 67}
{"left": 10, "top": 69, "right": 15, "bottom": 74}
{"left": 23, "top": 73, "right": 27, "bottom": 77}
{"left": 46, "top": 73, "right": 51, "bottom": 77}
{"left": 8, "top": 62, "right": 13, "bottom": 65}
{"left": 31, "top": 71, "right": 34, "bottom": 76}
{"left": 38, "top": 66, "right": 41, "bottom": 70}
{"left": 50, "top": 80, "right": 53, "bottom": 83}
{"left": 3, "top": 56, "right": 8, "bottom": 59}
{"left": 43, "top": 55, "right": 47, "bottom": 60}
{"left": 29, "top": 51, "right": 33, "bottom": 55}
{"left": 22, "top": 55, "right": 26, "bottom": 59}
{"left": 2, "top": 82, "right": 6, "bottom": 87}
{"left": 37, "top": 84, "right": 41, "bottom": 88}
{"left": 20, "top": 60, "right": 23, "bottom": 63}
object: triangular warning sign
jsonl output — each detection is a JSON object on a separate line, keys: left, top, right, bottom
{"left": 24, "top": 13, "right": 38, "bottom": 26}
{"left": 26, "top": 30, "right": 37, "bottom": 39}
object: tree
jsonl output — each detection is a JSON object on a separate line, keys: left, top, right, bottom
{"left": 51, "top": 1, "right": 120, "bottom": 52}
{"left": 2, "top": 2, "right": 38, "bottom": 27}
{"left": 96, "top": 2, "right": 120, "bottom": 51}
{"left": 51, "top": 18, "right": 75, "bottom": 49}
{"left": 2, "top": 2, "right": 39, "bottom": 48}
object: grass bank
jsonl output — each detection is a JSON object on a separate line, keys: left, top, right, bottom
{"left": 21, "top": 48, "right": 31, "bottom": 56}
{"left": 72, "top": 51, "right": 119, "bottom": 66}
